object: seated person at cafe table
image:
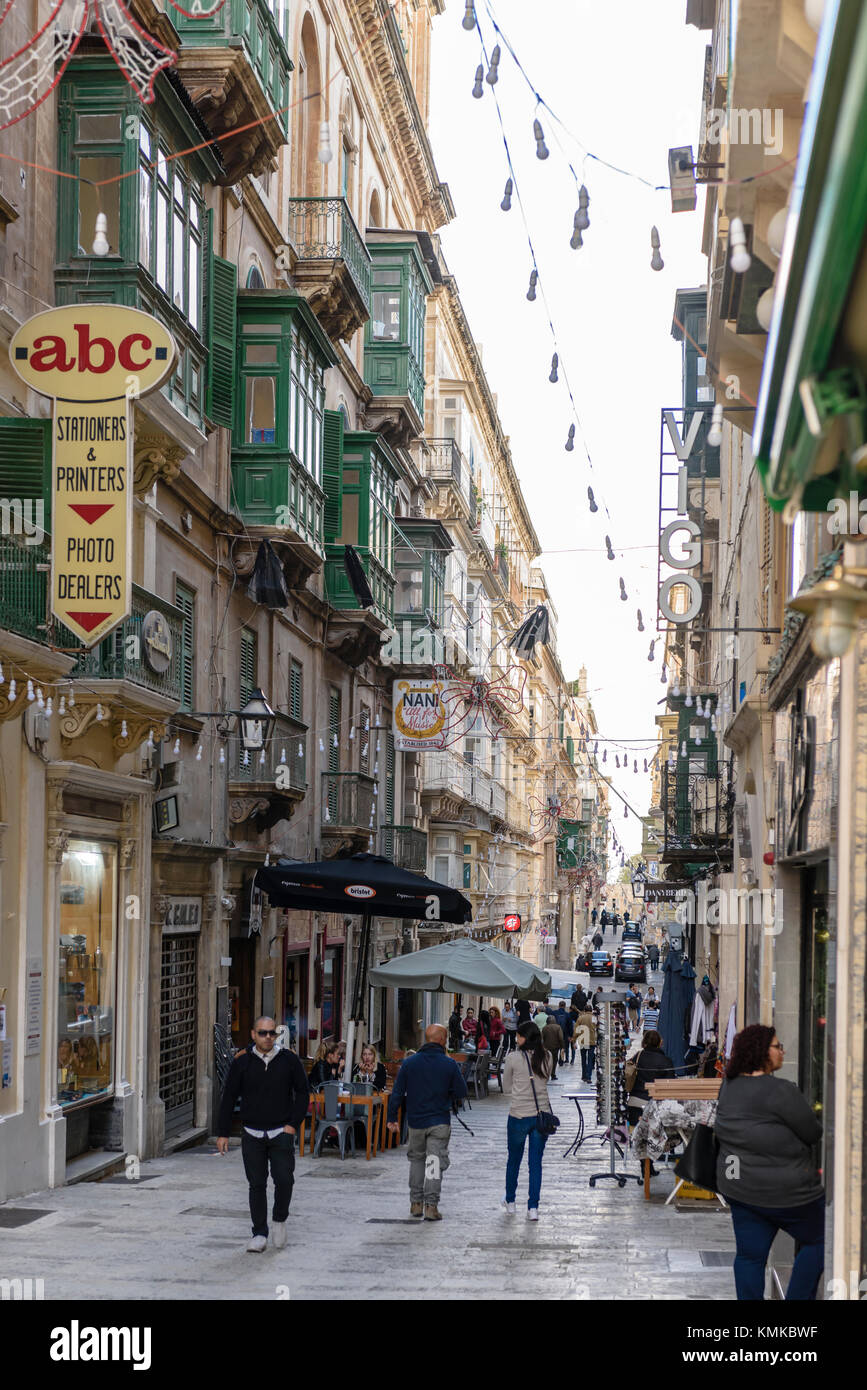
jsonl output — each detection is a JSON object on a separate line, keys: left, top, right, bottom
{"left": 352, "top": 1043, "right": 387, "bottom": 1091}
{"left": 461, "top": 1008, "right": 479, "bottom": 1043}
{"left": 308, "top": 1041, "right": 342, "bottom": 1089}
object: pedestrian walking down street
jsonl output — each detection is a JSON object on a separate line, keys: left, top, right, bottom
{"left": 714, "top": 1025, "right": 825, "bottom": 1301}
{"left": 503, "top": 1000, "right": 519, "bottom": 1050}
{"left": 488, "top": 1006, "right": 505, "bottom": 1053}
{"left": 591, "top": 908, "right": 598, "bottom": 928}
{"left": 515, "top": 997, "right": 532, "bottom": 1026}
{"left": 216, "top": 1016, "right": 311, "bottom": 1253}
{"left": 386, "top": 1024, "right": 468, "bottom": 1221}
{"left": 576, "top": 1008, "right": 597, "bottom": 1083}
{"left": 592, "top": 931, "right": 604, "bottom": 950}
{"left": 501, "top": 1022, "right": 555, "bottom": 1219}
{"left": 568, "top": 1006, "right": 581, "bottom": 1065}
{"left": 648, "top": 943, "right": 660, "bottom": 970}
{"left": 552, "top": 1001, "right": 573, "bottom": 1065}
{"left": 448, "top": 1005, "right": 463, "bottom": 1053}
{"left": 571, "top": 984, "right": 588, "bottom": 1012}
{"left": 541, "top": 1015, "right": 563, "bottom": 1079}
{"left": 641, "top": 995, "right": 660, "bottom": 1032}
{"left": 626, "top": 988, "right": 640, "bottom": 1030}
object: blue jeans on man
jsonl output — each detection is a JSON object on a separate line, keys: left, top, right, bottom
{"left": 728, "top": 1196, "right": 825, "bottom": 1300}
{"left": 505, "top": 1114, "right": 548, "bottom": 1210}
{"left": 581, "top": 1045, "right": 596, "bottom": 1083}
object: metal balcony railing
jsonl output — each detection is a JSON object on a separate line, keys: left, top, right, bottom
{"left": 422, "top": 749, "right": 472, "bottom": 802}
{"left": 286, "top": 196, "right": 372, "bottom": 314}
{"left": 661, "top": 764, "right": 734, "bottom": 861}
{"left": 322, "top": 771, "right": 376, "bottom": 829}
{"left": 70, "top": 585, "right": 185, "bottom": 702}
{"left": 0, "top": 536, "right": 72, "bottom": 648}
{"left": 380, "top": 824, "right": 427, "bottom": 873}
{"left": 424, "top": 439, "right": 474, "bottom": 512}
{"left": 229, "top": 714, "right": 306, "bottom": 789}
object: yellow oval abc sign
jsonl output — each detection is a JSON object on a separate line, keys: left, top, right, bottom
{"left": 9, "top": 304, "right": 177, "bottom": 402}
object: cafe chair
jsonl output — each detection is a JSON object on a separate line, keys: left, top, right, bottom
{"left": 349, "top": 1081, "right": 373, "bottom": 1153}
{"left": 313, "top": 1082, "right": 356, "bottom": 1159}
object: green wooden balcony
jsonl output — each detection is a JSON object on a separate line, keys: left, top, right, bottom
{"left": 173, "top": 0, "right": 292, "bottom": 183}
{"left": 380, "top": 824, "right": 427, "bottom": 874}
{"left": 231, "top": 447, "right": 325, "bottom": 555}
{"left": 324, "top": 546, "right": 395, "bottom": 626}
{"left": 364, "top": 341, "right": 425, "bottom": 425}
{"left": 229, "top": 713, "right": 306, "bottom": 789}
{"left": 286, "top": 197, "right": 372, "bottom": 339}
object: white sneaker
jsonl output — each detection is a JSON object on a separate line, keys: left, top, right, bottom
{"left": 527, "top": 1208, "right": 539, "bottom": 1221}
{"left": 500, "top": 1199, "right": 516, "bottom": 1214}
{"left": 246, "top": 1234, "right": 267, "bottom": 1253}
{"left": 271, "top": 1221, "right": 287, "bottom": 1249}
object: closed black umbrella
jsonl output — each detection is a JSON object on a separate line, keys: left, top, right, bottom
{"left": 246, "top": 538, "right": 290, "bottom": 609}
{"left": 255, "top": 853, "right": 472, "bottom": 1078}
{"left": 657, "top": 948, "right": 697, "bottom": 1072}
{"left": 343, "top": 545, "right": 375, "bottom": 607}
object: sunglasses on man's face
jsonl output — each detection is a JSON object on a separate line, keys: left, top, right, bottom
{"left": 256, "top": 1029, "right": 277, "bottom": 1038}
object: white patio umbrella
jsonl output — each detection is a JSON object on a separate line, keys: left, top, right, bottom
{"left": 368, "top": 937, "right": 551, "bottom": 999}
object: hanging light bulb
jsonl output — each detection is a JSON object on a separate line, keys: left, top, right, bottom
{"left": 526, "top": 269, "right": 538, "bottom": 301}
{"left": 500, "top": 177, "right": 513, "bottom": 212}
{"left": 298, "top": 741, "right": 304, "bottom": 758}
{"left": 8, "top": 678, "right": 16, "bottom": 700}
{"left": 46, "top": 696, "right": 53, "bottom": 718}
{"left": 485, "top": 44, "right": 500, "bottom": 85}
{"left": 36, "top": 686, "right": 44, "bottom": 709}
{"left": 95, "top": 703, "right": 103, "bottom": 722}
{"left": 317, "top": 120, "right": 333, "bottom": 164}
{"left": 728, "top": 216, "right": 751, "bottom": 274}
{"left": 68, "top": 684, "right": 75, "bottom": 708}
{"left": 685, "top": 687, "right": 693, "bottom": 707}
{"left": 533, "top": 118, "right": 549, "bottom": 160}
{"left": 711, "top": 713, "right": 718, "bottom": 733}
{"left": 375, "top": 715, "right": 381, "bottom": 728}
{"left": 650, "top": 226, "right": 664, "bottom": 272}
{"left": 376, "top": 737, "right": 381, "bottom": 751}
{"left": 59, "top": 695, "right": 66, "bottom": 715}
{"left": 767, "top": 206, "right": 788, "bottom": 258}
{"left": 660, "top": 663, "right": 666, "bottom": 682}
{"left": 619, "top": 577, "right": 628, "bottom": 601}
{"left": 146, "top": 728, "right": 155, "bottom": 751}
{"left": 644, "top": 759, "right": 649, "bottom": 773}
{"left": 633, "top": 760, "right": 638, "bottom": 774}
{"left": 574, "top": 184, "right": 590, "bottom": 232}
{"left": 173, "top": 736, "right": 180, "bottom": 756}
{"left": 324, "top": 804, "right": 331, "bottom": 822}
{"left": 196, "top": 743, "right": 203, "bottom": 761}
{"left": 0, "top": 662, "right": 4, "bottom": 684}
{"left": 602, "top": 749, "right": 607, "bottom": 763}
{"left": 570, "top": 224, "right": 583, "bottom": 251}
{"left": 672, "top": 678, "right": 680, "bottom": 697}
{"left": 593, "top": 742, "right": 598, "bottom": 754}
{"left": 708, "top": 402, "right": 724, "bottom": 448}
{"left": 648, "top": 640, "right": 656, "bottom": 662}
{"left": 259, "top": 748, "right": 266, "bottom": 765}
{"left": 462, "top": 0, "right": 477, "bottom": 29}
{"left": 92, "top": 212, "right": 110, "bottom": 257}
{"left": 349, "top": 725, "right": 355, "bottom": 740}
{"left": 605, "top": 536, "right": 614, "bottom": 560}
{"left": 615, "top": 754, "right": 620, "bottom": 768}
{"left": 588, "top": 486, "right": 598, "bottom": 513}
{"left": 472, "top": 64, "right": 484, "bottom": 98}
{"left": 332, "top": 733, "right": 338, "bottom": 747}
{"left": 549, "top": 353, "right": 559, "bottom": 383}
{"left": 243, "top": 749, "right": 250, "bottom": 767}
{"left": 219, "top": 745, "right": 225, "bottom": 765}
{"left": 565, "top": 424, "right": 575, "bottom": 452}
{"left": 637, "top": 610, "right": 644, "bottom": 632}
{"left": 623, "top": 805, "right": 628, "bottom": 819}
{"left": 361, "top": 744, "right": 368, "bottom": 760}
{"left": 319, "top": 738, "right": 325, "bottom": 753}
{"left": 26, "top": 679, "right": 34, "bottom": 701}
{"left": 681, "top": 740, "right": 687, "bottom": 757}
{"left": 756, "top": 286, "right": 775, "bottom": 332}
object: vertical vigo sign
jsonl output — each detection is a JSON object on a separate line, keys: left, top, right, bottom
{"left": 9, "top": 306, "right": 176, "bottom": 646}
{"left": 658, "top": 409, "right": 704, "bottom": 626}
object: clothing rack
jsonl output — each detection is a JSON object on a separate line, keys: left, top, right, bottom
{"left": 589, "top": 996, "right": 642, "bottom": 1190}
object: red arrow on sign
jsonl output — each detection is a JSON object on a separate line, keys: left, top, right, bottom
{"left": 69, "top": 503, "right": 114, "bottom": 525}
{"left": 65, "top": 611, "right": 112, "bottom": 633}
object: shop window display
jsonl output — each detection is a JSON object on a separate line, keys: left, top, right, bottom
{"left": 57, "top": 842, "right": 117, "bottom": 1106}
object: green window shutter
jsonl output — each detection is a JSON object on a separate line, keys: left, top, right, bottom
{"left": 205, "top": 208, "right": 237, "bottom": 429}
{"left": 289, "top": 658, "right": 303, "bottom": 721}
{"left": 322, "top": 408, "right": 343, "bottom": 542}
{"left": 240, "top": 627, "right": 257, "bottom": 706}
{"left": 0, "top": 419, "right": 52, "bottom": 529}
{"left": 328, "top": 687, "right": 341, "bottom": 773}
{"left": 566, "top": 735, "right": 574, "bottom": 765}
{"left": 175, "top": 581, "right": 195, "bottom": 713}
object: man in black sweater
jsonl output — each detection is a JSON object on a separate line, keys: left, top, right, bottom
{"left": 217, "top": 1016, "right": 310, "bottom": 1252}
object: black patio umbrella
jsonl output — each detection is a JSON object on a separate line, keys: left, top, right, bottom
{"left": 255, "top": 853, "right": 472, "bottom": 1077}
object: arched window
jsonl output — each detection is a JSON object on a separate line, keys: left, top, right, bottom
{"left": 368, "top": 189, "right": 383, "bottom": 229}
{"left": 339, "top": 90, "right": 357, "bottom": 210}
{"left": 246, "top": 262, "right": 266, "bottom": 289}
{"left": 338, "top": 402, "right": 351, "bottom": 430}
{"left": 295, "top": 14, "right": 323, "bottom": 197}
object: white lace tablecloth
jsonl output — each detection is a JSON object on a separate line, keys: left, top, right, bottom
{"left": 632, "top": 1098, "right": 717, "bottom": 1161}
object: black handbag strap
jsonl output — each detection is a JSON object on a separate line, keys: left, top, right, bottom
{"left": 524, "top": 1050, "right": 545, "bottom": 1115}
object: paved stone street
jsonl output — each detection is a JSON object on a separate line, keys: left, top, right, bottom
{"left": 1, "top": 1079, "right": 735, "bottom": 1302}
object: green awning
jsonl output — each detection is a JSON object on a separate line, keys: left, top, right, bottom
{"left": 754, "top": 0, "right": 867, "bottom": 511}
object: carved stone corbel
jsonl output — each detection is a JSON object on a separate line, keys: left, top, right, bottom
{"left": 47, "top": 830, "right": 70, "bottom": 865}
{"left": 59, "top": 701, "right": 104, "bottom": 743}
{"left": 228, "top": 796, "right": 271, "bottom": 825}
{"left": 111, "top": 716, "right": 165, "bottom": 753}
{"left": 133, "top": 435, "right": 186, "bottom": 494}
{"left": 120, "top": 838, "right": 137, "bottom": 868}
{"left": 0, "top": 684, "right": 29, "bottom": 723}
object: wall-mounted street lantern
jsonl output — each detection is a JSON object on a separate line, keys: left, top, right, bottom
{"left": 193, "top": 687, "right": 277, "bottom": 753}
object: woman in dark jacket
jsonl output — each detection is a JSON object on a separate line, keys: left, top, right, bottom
{"left": 714, "top": 1024, "right": 824, "bottom": 1301}
{"left": 308, "top": 1043, "right": 341, "bottom": 1090}
{"left": 515, "top": 998, "right": 532, "bottom": 1026}
{"left": 626, "top": 1030, "right": 674, "bottom": 1129}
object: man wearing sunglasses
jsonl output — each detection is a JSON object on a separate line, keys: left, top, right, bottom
{"left": 217, "top": 1016, "right": 310, "bottom": 1253}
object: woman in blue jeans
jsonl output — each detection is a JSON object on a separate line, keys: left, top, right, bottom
{"left": 714, "top": 1024, "right": 825, "bottom": 1300}
{"left": 501, "top": 1021, "right": 553, "bottom": 1221}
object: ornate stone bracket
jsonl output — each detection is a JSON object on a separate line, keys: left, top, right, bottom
{"left": 133, "top": 433, "right": 186, "bottom": 494}
{"left": 0, "top": 684, "right": 29, "bottom": 724}
{"left": 229, "top": 796, "right": 272, "bottom": 826}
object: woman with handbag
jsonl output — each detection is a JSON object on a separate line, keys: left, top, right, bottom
{"left": 714, "top": 1024, "right": 824, "bottom": 1301}
{"left": 625, "top": 1030, "right": 673, "bottom": 1157}
{"left": 501, "top": 1021, "right": 559, "bottom": 1221}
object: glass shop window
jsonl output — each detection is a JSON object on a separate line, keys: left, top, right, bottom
{"left": 57, "top": 841, "right": 117, "bottom": 1108}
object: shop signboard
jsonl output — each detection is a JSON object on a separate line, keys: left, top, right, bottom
{"left": 504, "top": 913, "right": 521, "bottom": 932}
{"left": 9, "top": 306, "right": 176, "bottom": 647}
{"left": 162, "top": 896, "right": 203, "bottom": 935}
{"left": 644, "top": 881, "right": 693, "bottom": 902}
{"left": 392, "top": 677, "right": 448, "bottom": 751}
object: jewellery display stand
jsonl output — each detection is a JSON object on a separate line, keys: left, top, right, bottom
{"left": 589, "top": 995, "right": 642, "bottom": 1189}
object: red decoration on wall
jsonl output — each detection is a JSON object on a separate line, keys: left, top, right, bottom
{"left": 430, "top": 662, "right": 528, "bottom": 749}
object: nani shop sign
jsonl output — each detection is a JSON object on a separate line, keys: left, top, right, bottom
{"left": 9, "top": 306, "right": 176, "bottom": 647}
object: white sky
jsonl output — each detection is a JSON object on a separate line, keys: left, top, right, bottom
{"left": 430, "top": 0, "right": 710, "bottom": 857}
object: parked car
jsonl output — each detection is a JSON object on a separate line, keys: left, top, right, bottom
{"left": 622, "top": 924, "right": 642, "bottom": 943}
{"left": 615, "top": 947, "right": 647, "bottom": 983}
{"left": 588, "top": 950, "right": 614, "bottom": 977}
